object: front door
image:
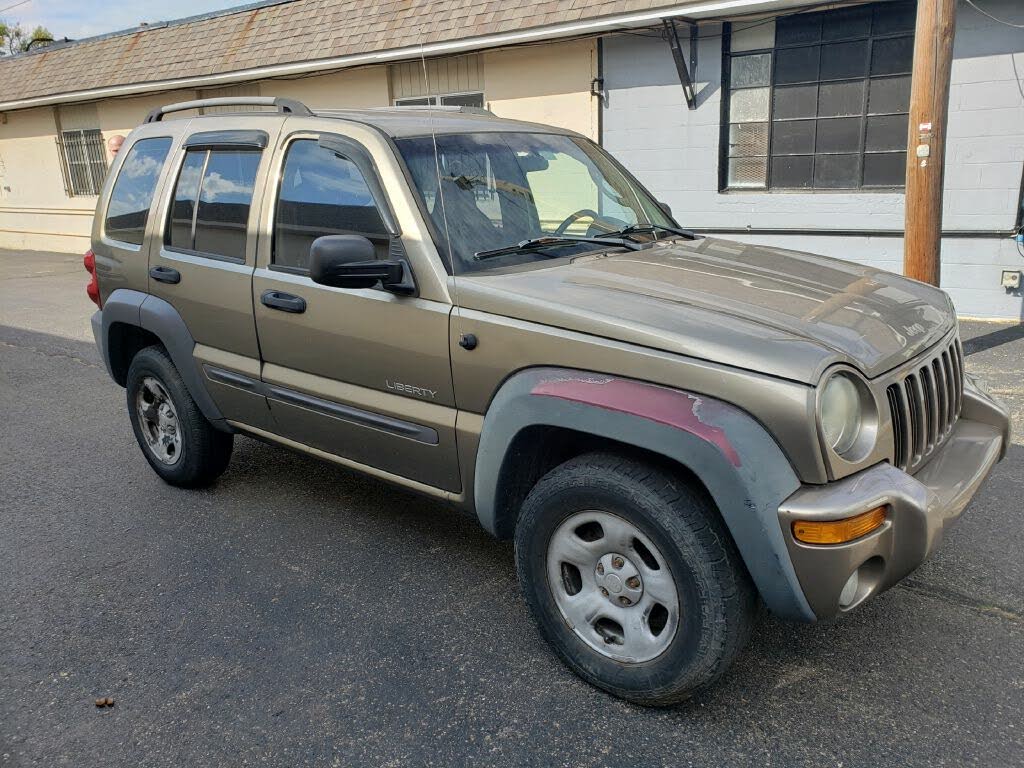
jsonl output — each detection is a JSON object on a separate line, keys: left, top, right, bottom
{"left": 148, "top": 117, "right": 286, "bottom": 430}
{"left": 252, "top": 128, "right": 460, "bottom": 491}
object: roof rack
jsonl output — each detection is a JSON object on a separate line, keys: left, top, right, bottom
{"left": 144, "top": 96, "right": 311, "bottom": 123}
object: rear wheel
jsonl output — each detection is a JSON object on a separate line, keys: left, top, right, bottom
{"left": 126, "top": 346, "right": 233, "bottom": 488}
{"left": 514, "top": 452, "right": 757, "bottom": 706}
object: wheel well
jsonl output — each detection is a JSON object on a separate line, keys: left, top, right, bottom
{"left": 491, "top": 425, "right": 715, "bottom": 540}
{"left": 107, "top": 322, "right": 162, "bottom": 386}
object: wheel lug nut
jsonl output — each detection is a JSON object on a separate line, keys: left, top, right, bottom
{"left": 600, "top": 587, "right": 609, "bottom": 596}
{"left": 618, "top": 596, "right": 631, "bottom": 606}
{"left": 596, "top": 563, "right": 604, "bottom": 575}
{"left": 612, "top": 557, "right": 624, "bottom": 569}
{"left": 626, "top": 576, "right": 640, "bottom": 589}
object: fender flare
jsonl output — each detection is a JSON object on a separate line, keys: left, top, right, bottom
{"left": 473, "top": 367, "right": 815, "bottom": 622}
{"left": 97, "top": 288, "right": 226, "bottom": 426}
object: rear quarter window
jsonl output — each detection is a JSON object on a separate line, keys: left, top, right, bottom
{"left": 104, "top": 137, "right": 173, "bottom": 246}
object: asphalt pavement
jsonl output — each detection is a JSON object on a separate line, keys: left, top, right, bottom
{"left": 2, "top": 249, "right": 1023, "bottom": 767}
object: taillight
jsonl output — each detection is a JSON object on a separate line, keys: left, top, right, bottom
{"left": 84, "top": 249, "right": 101, "bottom": 308}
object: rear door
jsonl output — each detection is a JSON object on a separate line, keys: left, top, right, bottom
{"left": 251, "top": 123, "right": 460, "bottom": 491}
{"left": 147, "top": 116, "right": 286, "bottom": 430}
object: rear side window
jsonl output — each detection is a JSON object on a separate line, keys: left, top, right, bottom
{"left": 104, "top": 137, "right": 173, "bottom": 246}
{"left": 166, "top": 148, "right": 260, "bottom": 261}
{"left": 273, "top": 139, "right": 387, "bottom": 272}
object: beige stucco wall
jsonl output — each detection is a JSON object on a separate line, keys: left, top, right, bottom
{"left": 484, "top": 39, "right": 598, "bottom": 140}
{"left": 0, "top": 39, "right": 596, "bottom": 253}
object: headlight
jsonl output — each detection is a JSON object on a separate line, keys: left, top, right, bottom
{"left": 820, "top": 373, "right": 864, "bottom": 455}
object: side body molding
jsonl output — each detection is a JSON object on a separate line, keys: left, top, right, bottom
{"left": 473, "top": 368, "right": 816, "bottom": 622}
{"left": 95, "top": 288, "right": 227, "bottom": 427}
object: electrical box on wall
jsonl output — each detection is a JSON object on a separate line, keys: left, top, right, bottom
{"left": 1001, "top": 270, "right": 1022, "bottom": 290}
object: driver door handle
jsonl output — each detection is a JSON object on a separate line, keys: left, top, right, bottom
{"left": 261, "top": 290, "right": 306, "bottom": 314}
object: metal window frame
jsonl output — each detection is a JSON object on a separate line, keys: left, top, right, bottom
{"left": 721, "top": 2, "right": 915, "bottom": 193}
{"left": 393, "top": 91, "right": 485, "bottom": 108}
{"left": 56, "top": 127, "right": 108, "bottom": 197}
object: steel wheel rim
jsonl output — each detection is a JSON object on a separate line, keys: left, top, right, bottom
{"left": 135, "top": 376, "right": 182, "bottom": 466}
{"left": 546, "top": 510, "right": 680, "bottom": 663}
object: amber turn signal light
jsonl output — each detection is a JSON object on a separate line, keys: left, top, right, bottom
{"left": 792, "top": 505, "right": 888, "bottom": 545}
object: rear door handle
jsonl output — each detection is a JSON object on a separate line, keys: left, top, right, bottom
{"left": 149, "top": 265, "right": 181, "bottom": 284}
{"left": 261, "top": 290, "right": 306, "bottom": 314}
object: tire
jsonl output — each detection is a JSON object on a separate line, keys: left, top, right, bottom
{"left": 126, "top": 345, "right": 233, "bottom": 488}
{"left": 514, "top": 451, "right": 757, "bottom": 707}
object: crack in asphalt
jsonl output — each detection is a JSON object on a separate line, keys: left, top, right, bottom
{"left": 897, "top": 578, "right": 1022, "bottom": 623}
{"left": 0, "top": 338, "right": 101, "bottom": 369}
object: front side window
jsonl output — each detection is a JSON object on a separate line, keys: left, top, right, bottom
{"left": 273, "top": 139, "right": 387, "bottom": 272}
{"left": 104, "top": 137, "right": 173, "bottom": 246}
{"left": 397, "top": 132, "right": 671, "bottom": 273}
{"left": 724, "top": 0, "right": 915, "bottom": 191}
{"left": 165, "top": 148, "right": 260, "bottom": 260}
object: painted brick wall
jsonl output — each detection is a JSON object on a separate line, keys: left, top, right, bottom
{"left": 602, "top": 1, "right": 1024, "bottom": 320}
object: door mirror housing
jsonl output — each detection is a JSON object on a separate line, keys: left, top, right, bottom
{"left": 658, "top": 201, "right": 673, "bottom": 219}
{"left": 309, "top": 235, "right": 413, "bottom": 294}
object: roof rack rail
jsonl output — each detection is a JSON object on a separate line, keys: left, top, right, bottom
{"left": 144, "top": 96, "right": 311, "bottom": 123}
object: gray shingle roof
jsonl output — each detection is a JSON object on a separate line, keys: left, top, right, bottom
{"left": 0, "top": 0, "right": 687, "bottom": 108}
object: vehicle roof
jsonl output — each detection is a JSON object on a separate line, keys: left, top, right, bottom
{"left": 152, "top": 105, "right": 579, "bottom": 139}
{"left": 312, "top": 106, "right": 578, "bottom": 138}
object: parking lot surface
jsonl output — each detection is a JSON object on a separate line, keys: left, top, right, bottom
{"left": 2, "top": 250, "right": 1022, "bottom": 766}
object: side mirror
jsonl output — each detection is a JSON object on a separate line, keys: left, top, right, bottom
{"left": 309, "top": 235, "right": 413, "bottom": 294}
{"left": 658, "top": 201, "right": 673, "bottom": 219}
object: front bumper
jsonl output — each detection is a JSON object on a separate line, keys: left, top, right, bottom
{"left": 778, "top": 377, "right": 1010, "bottom": 619}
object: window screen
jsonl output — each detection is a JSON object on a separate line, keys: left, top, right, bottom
{"left": 273, "top": 139, "right": 387, "bottom": 272}
{"left": 725, "top": 1, "right": 914, "bottom": 191}
{"left": 104, "top": 137, "right": 172, "bottom": 245}
{"left": 165, "top": 148, "right": 260, "bottom": 260}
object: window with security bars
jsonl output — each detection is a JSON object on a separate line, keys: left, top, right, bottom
{"left": 56, "top": 128, "right": 108, "bottom": 197}
{"left": 723, "top": 1, "right": 916, "bottom": 191}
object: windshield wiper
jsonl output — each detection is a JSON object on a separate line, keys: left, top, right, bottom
{"left": 608, "top": 223, "right": 698, "bottom": 241}
{"left": 473, "top": 234, "right": 643, "bottom": 261}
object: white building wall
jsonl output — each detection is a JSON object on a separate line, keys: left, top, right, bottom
{"left": 602, "top": 1, "right": 1024, "bottom": 320}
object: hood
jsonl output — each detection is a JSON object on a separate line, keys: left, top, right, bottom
{"left": 455, "top": 237, "right": 955, "bottom": 384}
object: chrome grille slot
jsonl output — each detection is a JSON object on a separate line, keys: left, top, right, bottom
{"left": 885, "top": 338, "right": 963, "bottom": 473}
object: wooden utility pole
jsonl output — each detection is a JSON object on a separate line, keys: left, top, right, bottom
{"left": 903, "top": 0, "right": 957, "bottom": 286}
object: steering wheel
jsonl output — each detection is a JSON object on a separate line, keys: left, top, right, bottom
{"left": 553, "top": 208, "right": 610, "bottom": 236}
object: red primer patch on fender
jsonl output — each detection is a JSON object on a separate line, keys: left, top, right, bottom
{"left": 531, "top": 376, "right": 741, "bottom": 467}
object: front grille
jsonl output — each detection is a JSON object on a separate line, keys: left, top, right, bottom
{"left": 885, "top": 338, "right": 964, "bottom": 473}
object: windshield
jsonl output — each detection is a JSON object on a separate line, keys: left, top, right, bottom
{"left": 395, "top": 132, "right": 674, "bottom": 273}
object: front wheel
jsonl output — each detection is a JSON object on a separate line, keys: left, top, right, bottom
{"left": 514, "top": 452, "right": 757, "bottom": 706}
{"left": 126, "top": 346, "right": 233, "bottom": 488}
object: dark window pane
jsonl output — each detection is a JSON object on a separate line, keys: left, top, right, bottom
{"left": 822, "top": 5, "right": 871, "bottom": 40}
{"left": 275, "top": 139, "right": 387, "bottom": 271}
{"left": 727, "top": 157, "right": 768, "bottom": 188}
{"left": 731, "top": 53, "right": 771, "bottom": 88}
{"left": 871, "top": 36, "right": 914, "bottom": 75}
{"left": 193, "top": 151, "right": 260, "bottom": 260}
{"left": 873, "top": 1, "right": 916, "bottom": 34}
{"left": 774, "top": 45, "right": 820, "bottom": 84}
{"left": 771, "top": 155, "right": 814, "bottom": 188}
{"left": 868, "top": 75, "right": 911, "bottom": 113}
{"left": 729, "top": 122, "right": 769, "bottom": 156}
{"left": 773, "top": 83, "right": 818, "bottom": 119}
{"left": 440, "top": 93, "right": 484, "bottom": 108}
{"left": 167, "top": 151, "right": 206, "bottom": 251}
{"left": 820, "top": 40, "right": 869, "bottom": 80}
{"left": 777, "top": 13, "right": 821, "bottom": 45}
{"left": 866, "top": 113, "right": 909, "bottom": 151}
{"left": 772, "top": 120, "right": 816, "bottom": 155}
{"left": 863, "top": 152, "right": 906, "bottom": 186}
{"left": 816, "top": 117, "right": 862, "bottom": 153}
{"left": 814, "top": 153, "right": 860, "bottom": 188}
{"left": 105, "top": 137, "right": 172, "bottom": 246}
{"left": 818, "top": 80, "right": 866, "bottom": 117}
